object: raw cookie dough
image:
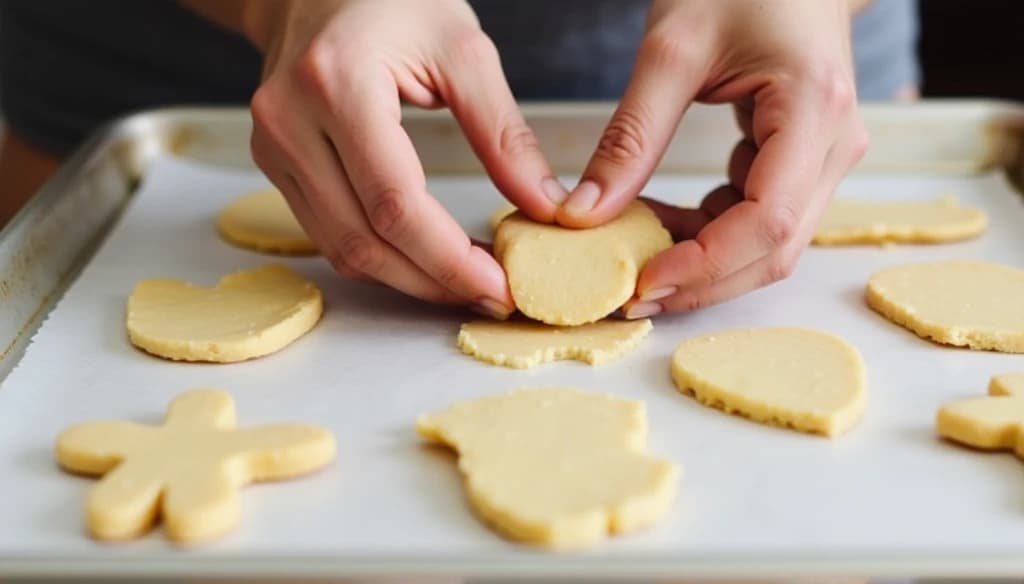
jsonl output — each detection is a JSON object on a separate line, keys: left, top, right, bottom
{"left": 813, "top": 196, "right": 987, "bottom": 246}
{"left": 488, "top": 202, "right": 517, "bottom": 234}
{"left": 991, "top": 372, "right": 1024, "bottom": 395}
{"left": 866, "top": 260, "right": 1024, "bottom": 353}
{"left": 671, "top": 328, "right": 867, "bottom": 437}
{"left": 417, "top": 387, "right": 679, "bottom": 549}
{"left": 495, "top": 201, "right": 672, "bottom": 325}
{"left": 56, "top": 388, "right": 336, "bottom": 542}
{"left": 457, "top": 319, "right": 652, "bottom": 369}
{"left": 127, "top": 264, "right": 323, "bottom": 362}
{"left": 217, "top": 189, "right": 318, "bottom": 255}
{"left": 938, "top": 374, "right": 1024, "bottom": 454}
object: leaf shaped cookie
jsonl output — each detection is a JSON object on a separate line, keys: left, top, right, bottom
{"left": 866, "top": 260, "right": 1024, "bottom": 353}
{"left": 671, "top": 328, "right": 867, "bottom": 437}
{"left": 56, "top": 389, "right": 336, "bottom": 542}
{"left": 417, "top": 388, "right": 679, "bottom": 549}
{"left": 495, "top": 202, "right": 672, "bottom": 325}
{"left": 127, "top": 264, "right": 322, "bottom": 362}
{"left": 457, "top": 319, "right": 652, "bottom": 368}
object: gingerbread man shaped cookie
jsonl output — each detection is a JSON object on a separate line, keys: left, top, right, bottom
{"left": 937, "top": 373, "right": 1024, "bottom": 452}
{"left": 56, "top": 389, "right": 336, "bottom": 543}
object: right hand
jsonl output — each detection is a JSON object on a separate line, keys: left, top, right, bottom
{"left": 244, "top": 0, "right": 566, "bottom": 319}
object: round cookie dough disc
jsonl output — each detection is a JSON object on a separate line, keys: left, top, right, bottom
{"left": 671, "top": 327, "right": 867, "bottom": 437}
{"left": 866, "top": 260, "right": 1024, "bottom": 353}
{"left": 813, "top": 196, "right": 987, "bottom": 246}
{"left": 217, "top": 189, "right": 318, "bottom": 255}
{"left": 127, "top": 264, "right": 323, "bottom": 362}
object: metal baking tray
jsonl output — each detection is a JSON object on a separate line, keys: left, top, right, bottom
{"left": 1, "top": 102, "right": 1024, "bottom": 581}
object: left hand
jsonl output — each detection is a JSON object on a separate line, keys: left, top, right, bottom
{"left": 556, "top": 0, "right": 869, "bottom": 318}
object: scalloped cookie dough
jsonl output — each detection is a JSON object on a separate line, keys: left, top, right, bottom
{"left": 938, "top": 374, "right": 1024, "bottom": 454}
{"left": 217, "top": 189, "right": 318, "bottom": 255}
{"left": 127, "top": 264, "right": 322, "bottom": 362}
{"left": 671, "top": 328, "right": 867, "bottom": 437}
{"left": 417, "top": 387, "right": 679, "bottom": 549}
{"left": 495, "top": 201, "right": 672, "bottom": 326}
{"left": 56, "top": 388, "right": 336, "bottom": 542}
{"left": 457, "top": 319, "right": 652, "bottom": 369}
{"left": 813, "top": 196, "right": 987, "bottom": 246}
{"left": 866, "top": 260, "right": 1024, "bottom": 353}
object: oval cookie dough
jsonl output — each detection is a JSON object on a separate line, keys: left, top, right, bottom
{"left": 813, "top": 196, "right": 987, "bottom": 246}
{"left": 495, "top": 201, "right": 672, "bottom": 326}
{"left": 417, "top": 387, "right": 679, "bottom": 549}
{"left": 217, "top": 189, "right": 318, "bottom": 255}
{"left": 866, "top": 260, "right": 1024, "bottom": 353}
{"left": 127, "top": 264, "right": 323, "bottom": 362}
{"left": 457, "top": 318, "right": 652, "bottom": 369}
{"left": 671, "top": 327, "right": 867, "bottom": 437}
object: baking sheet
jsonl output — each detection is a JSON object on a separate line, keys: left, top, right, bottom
{"left": 1, "top": 156, "right": 1023, "bottom": 579}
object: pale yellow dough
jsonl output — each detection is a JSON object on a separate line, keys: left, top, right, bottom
{"left": 813, "top": 196, "right": 987, "bottom": 246}
{"left": 457, "top": 319, "right": 652, "bottom": 369}
{"left": 938, "top": 374, "right": 1024, "bottom": 455}
{"left": 495, "top": 201, "right": 672, "bottom": 326}
{"left": 217, "top": 189, "right": 318, "bottom": 255}
{"left": 671, "top": 328, "right": 867, "bottom": 437}
{"left": 127, "top": 264, "right": 323, "bottom": 362}
{"left": 56, "top": 389, "right": 336, "bottom": 543}
{"left": 417, "top": 388, "right": 679, "bottom": 549}
{"left": 488, "top": 202, "right": 517, "bottom": 233}
{"left": 866, "top": 260, "right": 1024, "bottom": 353}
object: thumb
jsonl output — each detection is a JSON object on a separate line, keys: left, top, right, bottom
{"left": 438, "top": 31, "right": 566, "bottom": 223}
{"left": 557, "top": 31, "right": 705, "bottom": 228}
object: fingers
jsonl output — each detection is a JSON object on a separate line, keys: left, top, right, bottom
{"left": 250, "top": 92, "right": 464, "bottom": 306}
{"left": 438, "top": 30, "right": 566, "bottom": 221}
{"left": 627, "top": 116, "right": 868, "bottom": 317}
{"left": 297, "top": 63, "right": 515, "bottom": 313}
{"left": 557, "top": 28, "right": 707, "bottom": 228}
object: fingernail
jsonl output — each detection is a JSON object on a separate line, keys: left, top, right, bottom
{"left": 473, "top": 297, "right": 513, "bottom": 321}
{"left": 541, "top": 177, "right": 569, "bottom": 205}
{"left": 639, "top": 286, "right": 677, "bottom": 302}
{"left": 562, "top": 180, "right": 601, "bottom": 216}
{"left": 625, "top": 301, "right": 662, "bottom": 320}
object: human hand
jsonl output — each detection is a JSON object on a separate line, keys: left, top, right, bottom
{"left": 244, "top": 0, "right": 566, "bottom": 319}
{"left": 556, "top": 0, "right": 868, "bottom": 318}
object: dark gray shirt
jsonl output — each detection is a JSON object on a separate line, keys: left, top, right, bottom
{"left": 0, "top": 0, "right": 918, "bottom": 156}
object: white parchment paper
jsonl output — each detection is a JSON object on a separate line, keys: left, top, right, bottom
{"left": 1, "top": 156, "right": 1023, "bottom": 576}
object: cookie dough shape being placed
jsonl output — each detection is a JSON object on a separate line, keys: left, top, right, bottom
{"left": 938, "top": 374, "right": 1024, "bottom": 455}
{"left": 417, "top": 388, "right": 679, "bottom": 549}
{"left": 457, "top": 319, "right": 652, "bottom": 369}
{"left": 813, "top": 196, "right": 987, "bottom": 245}
{"left": 217, "top": 189, "right": 318, "bottom": 254}
{"left": 866, "top": 260, "right": 1024, "bottom": 353}
{"left": 671, "top": 328, "right": 867, "bottom": 437}
{"left": 495, "top": 201, "right": 672, "bottom": 325}
{"left": 56, "top": 389, "right": 336, "bottom": 543}
{"left": 127, "top": 264, "right": 323, "bottom": 362}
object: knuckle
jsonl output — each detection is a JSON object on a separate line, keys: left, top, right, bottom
{"left": 446, "top": 27, "right": 499, "bottom": 68}
{"left": 678, "top": 293, "right": 707, "bottom": 313}
{"left": 328, "top": 253, "right": 364, "bottom": 280}
{"left": 433, "top": 256, "right": 463, "bottom": 288}
{"left": 850, "top": 124, "right": 871, "bottom": 163}
{"left": 336, "top": 231, "right": 383, "bottom": 275}
{"left": 809, "top": 66, "right": 855, "bottom": 115}
{"left": 763, "top": 253, "right": 799, "bottom": 285}
{"left": 368, "top": 189, "right": 409, "bottom": 241}
{"left": 641, "top": 27, "right": 698, "bottom": 70}
{"left": 295, "top": 43, "right": 335, "bottom": 98}
{"left": 595, "top": 106, "right": 649, "bottom": 166}
{"left": 497, "top": 119, "right": 541, "bottom": 158}
{"left": 757, "top": 204, "right": 799, "bottom": 249}
{"left": 250, "top": 85, "right": 281, "bottom": 129}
